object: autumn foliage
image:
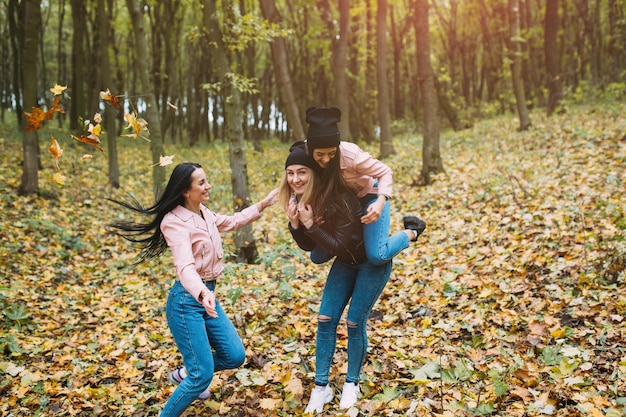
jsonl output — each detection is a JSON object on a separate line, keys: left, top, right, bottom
{"left": 0, "top": 103, "right": 625, "bottom": 416}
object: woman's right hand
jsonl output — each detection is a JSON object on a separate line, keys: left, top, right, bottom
{"left": 200, "top": 290, "right": 218, "bottom": 318}
{"left": 287, "top": 198, "right": 300, "bottom": 228}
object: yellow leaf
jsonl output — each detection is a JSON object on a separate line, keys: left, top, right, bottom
{"left": 259, "top": 397, "right": 282, "bottom": 410}
{"left": 157, "top": 155, "right": 175, "bottom": 167}
{"left": 50, "top": 84, "right": 67, "bottom": 95}
{"left": 52, "top": 172, "right": 66, "bottom": 185}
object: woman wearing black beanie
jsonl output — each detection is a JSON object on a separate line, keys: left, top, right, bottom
{"left": 303, "top": 106, "right": 426, "bottom": 266}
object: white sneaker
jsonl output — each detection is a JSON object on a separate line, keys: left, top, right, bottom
{"left": 168, "top": 367, "right": 211, "bottom": 400}
{"left": 304, "top": 385, "right": 333, "bottom": 414}
{"left": 339, "top": 382, "right": 359, "bottom": 409}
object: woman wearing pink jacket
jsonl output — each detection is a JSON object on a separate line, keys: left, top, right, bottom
{"left": 109, "top": 162, "right": 278, "bottom": 417}
{"left": 302, "top": 106, "right": 426, "bottom": 265}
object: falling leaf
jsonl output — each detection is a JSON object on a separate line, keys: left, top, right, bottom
{"left": 45, "top": 96, "right": 65, "bottom": 119}
{"left": 24, "top": 107, "right": 46, "bottom": 131}
{"left": 167, "top": 101, "right": 178, "bottom": 111}
{"left": 50, "top": 84, "right": 67, "bottom": 95}
{"left": 48, "top": 137, "right": 63, "bottom": 160}
{"left": 100, "top": 88, "right": 122, "bottom": 109}
{"left": 93, "top": 113, "right": 102, "bottom": 123}
{"left": 88, "top": 123, "right": 102, "bottom": 136}
{"left": 72, "top": 134, "right": 104, "bottom": 152}
{"left": 81, "top": 154, "right": 93, "bottom": 160}
{"left": 123, "top": 112, "right": 150, "bottom": 141}
{"left": 155, "top": 155, "right": 175, "bottom": 167}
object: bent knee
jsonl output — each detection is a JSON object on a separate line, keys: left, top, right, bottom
{"left": 318, "top": 315, "right": 332, "bottom": 322}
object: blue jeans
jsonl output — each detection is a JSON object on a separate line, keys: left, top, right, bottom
{"left": 160, "top": 280, "right": 246, "bottom": 417}
{"left": 362, "top": 195, "right": 410, "bottom": 265}
{"left": 310, "top": 197, "right": 409, "bottom": 265}
{"left": 313, "top": 259, "right": 392, "bottom": 386}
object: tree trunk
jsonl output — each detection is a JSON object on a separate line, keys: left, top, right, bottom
{"left": 259, "top": 0, "right": 305, "bottom": 140}
{"left": 69, "top": 0, "right": 89, "bottom": 133}
{"left": 320, "top": 0, "right": 351, "bottom": 141}
{"left": 8, "top": 0, "right": 24, "bottom": 126}
{"left": 202, "top": 0, "right": 258, "bottom": 264}
{"left": 435, "top": 76, "right": 466, "bottom": 131}
{"left": 18, "top": 0, "right": 41, "bottom": 196}
{"left": 413, "top": 0, "right": 443, "bottom": 186}
{"left": 545, "top": 0, "right": 563, "bottom": 116}
{"left": 377, "top": 0, "right": 394, "bottom": 157}
{"left": 126, "top": 0, "right": 165, "bottom": 192}
{"left": 508, "top": 0, "right": 531, "bottom": 131}
{"left": 96, "top": 0, "right": 119, "bottom": 187}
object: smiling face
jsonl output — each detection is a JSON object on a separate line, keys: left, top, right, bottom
{"left": 285, "top": 164, "right": 312, "bottom": 197}
{"left": 184, "top": 167, "right": 212, "bottom": 207}
{"left": 310, "top": 146, "right": 338, "bottom": 169}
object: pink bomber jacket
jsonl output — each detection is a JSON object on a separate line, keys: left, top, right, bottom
{"left": 338, "top": 141, "right": 393, "bottom": 199}
{"left": 160, "top": 203, "right": 261, "bottom": 300}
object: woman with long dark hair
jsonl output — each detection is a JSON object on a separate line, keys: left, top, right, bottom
{"left": 109, "top": 162, "right": 278, "bottom": 417}
{"left": 302, "top": 106, "right": 426, "bottom": 265}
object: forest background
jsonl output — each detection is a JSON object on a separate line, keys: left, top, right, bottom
{"left": 1, "top": 0, "right": 626, "bottom": 416}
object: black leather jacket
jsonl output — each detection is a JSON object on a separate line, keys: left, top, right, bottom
{"left": 289, "top": 192, "right": 366, "bottom": 265}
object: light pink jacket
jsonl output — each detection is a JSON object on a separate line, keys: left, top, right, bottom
{"left": 160, "top": 204, "right": 261, "bottom": 300}
{"left": 338, "top": 141, "right": 393, "bottom": 198}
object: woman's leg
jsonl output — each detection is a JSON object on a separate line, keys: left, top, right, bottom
{"left": 161, "top": 281, "right": 215, "bottom": 417}
{"left": 344, "top": 261, "right": 392, "bottom": 384}
{"left": 313, "top": 261, "right": 357, "bottom": 386}
{"left": 363, "top": 198, "right": 410, "bottom": 265}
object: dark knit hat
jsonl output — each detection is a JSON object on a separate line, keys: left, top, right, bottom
{"left": 285, "top": 142, "right": 317, "bottom": 170}
{"left": 305, "top": 106, "right": 341, "bottom": 150}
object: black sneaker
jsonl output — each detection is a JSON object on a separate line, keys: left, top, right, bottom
{"left": 403, "top": 216, "right": 426, "bottom": 241}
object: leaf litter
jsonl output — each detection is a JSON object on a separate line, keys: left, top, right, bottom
{"left": 0, "top": 104, "right": 624, "bottom": 416}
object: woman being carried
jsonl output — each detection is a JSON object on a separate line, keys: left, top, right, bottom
{"left": 300, "top": 106, "right": 426, "bottom": 265}
{"left": 278, "top": 146, "right": 392, "bottom": 413}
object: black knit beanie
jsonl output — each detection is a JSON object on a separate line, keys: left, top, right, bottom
{"left": 305, "top": 106, "right": 341, "bottom": 150}
{"left": 285, "top": 143, "right": 318, "bottom": 170}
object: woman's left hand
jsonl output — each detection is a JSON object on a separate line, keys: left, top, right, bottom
{"left": 361, "top": 198, "right": 385, "bottom": 224}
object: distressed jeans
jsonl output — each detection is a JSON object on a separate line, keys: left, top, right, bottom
{"left": 310, "top": 195, "right": 409, "bottom": 265}
{"left": 361, "top": 194, "right": 410, "bottom": 265}
{"left": 160, "top": 280, "right": 246, "bottom": 417}
{"left": 313, "top": 259, "right": 392, "bottom": 386}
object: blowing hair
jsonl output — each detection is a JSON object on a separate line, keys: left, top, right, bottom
{"left": 108, "top": 162, "right": 201, "bottom": 265}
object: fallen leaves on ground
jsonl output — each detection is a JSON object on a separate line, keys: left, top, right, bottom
{"left": 0, "top": 104, "right": 624, "bottom": 416}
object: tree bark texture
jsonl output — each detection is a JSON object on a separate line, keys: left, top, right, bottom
{"left": 413, "top": 0, "right": 443, "bottom": 186}
{"left": 126, "top": 0, "right": 165, "bottom": 192}
{"left": 377, "top": 0, "right": 394, "bottom": 157}
{"left": 202, "top": 0, "right": 258, "bottom": 264}
{"left": 70, "top": 0, "right": 87, "bottom": 132}
{"left": 96, "top": 0, "right": 119, "bottom": 187}
{"left": 508, "top": 0, "right": 531, "bottom": 131}
{"left": 545, "top": 0, "right": 563, "bottom": 116}
{"left": 18, "top": 0, "right": 42, "bottom": 196}
{"left": 259, "top": 0, "right": 305, "bottom": 141}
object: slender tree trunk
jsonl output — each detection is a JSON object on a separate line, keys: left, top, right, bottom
{"left": 18, "top": 0, "right": 41, "bottom": 196}
{"left": 8, "top": 0, "right": 23, "bottom": 126}
{"left": 508, "top": 0, "right": 531, "bottom": 131}
{"left": 377, "top": 0, "right": 394, "bottom": 157}
{"left": 545, "top": 0, "right": 563, "bottom": 116}
{"left": 97, "top": 0, "right": 119, "bottom": 187}
{"left": 202, "top": 0, "right": 258, "bottom": 264}
{"left": 413, "top": 0, "right": 443, "bottom": 186}
{"left": 126, "top": 0, "right": 165, "bottom": 192}
{"left": 322, "top": 0, "right": 351, "bottom": 141}
{"left": 259, "top": 0, "right": 305, "bottom": 140}
{"left": 70, "top": 0, "right": 87, "bottom": 132}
